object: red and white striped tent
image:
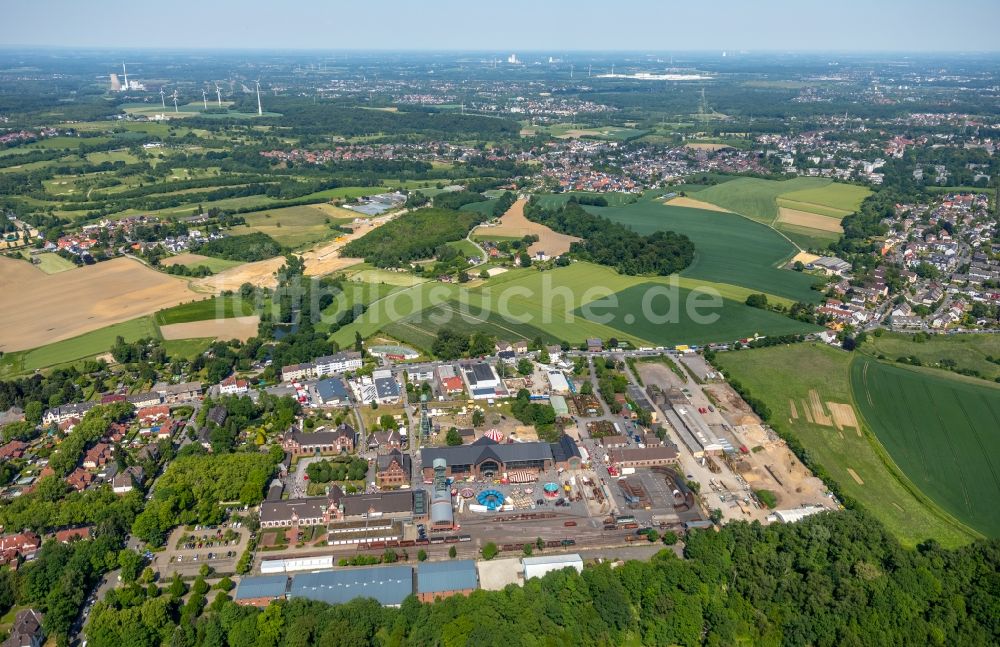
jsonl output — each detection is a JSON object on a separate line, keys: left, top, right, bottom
{"left": 484, "top": 429, "right": 504, "bottom": 442}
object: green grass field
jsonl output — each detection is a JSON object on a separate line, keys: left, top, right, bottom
{"left": 160, "top": 338, "right": 215, "bottom": 361}
{"left": 347, "top": 268, "right": 429, "bottom": 287}
{"left": 862, "top": 332, "right": 1000, "bottom": 381}
{"left": 230, "top": 204, "right": 354, "bottom": 249}
{"left": 532, "top": 192, "right": 640, "bottom": 210}
{"left": 154, "top": 296, "right": 256, "bottom": 326}
{"left": 585, "top": 194, "right": 824, "bottom": 302}
{"left": 851, "top": 356, "right": 1000, "bottom": 537}
{"left": 774, "top": 222, "right": 843, "bottom": 251}
{"left": 33, "top": 252, "right": 77, "bottom": 274}
{"left": 779, "top": 183, "right": 873, "bottom": 214}
{"left": 690, "top": 177, "right": 832, "bottom": 224}
{"left": 715, "top": 344, "right": 981, "bottom": 548}
{"left": 575, "top": 281, "right": 818, "bottom": 346}
{"left": 775, "top": 198, "right": 852, "bottom": 219}
{"left": 0, "top": 317, "right": 160, "bottom": 379}
{"left": 445, "top": 239, "right": 484, "bottom": 259}
{"left": 330, "top": 262, "right": 820, "bottom": 351}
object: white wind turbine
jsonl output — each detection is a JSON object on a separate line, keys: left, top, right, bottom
{"left": 159, "top": 88, "right": 166, "bottom": 109}
{"left": 202, "top": 89, "right": 208, "bottom": 110}
{"left": 215, "top": 83, "right": 222, "bottom": 107}
{"left": 255, "top": 79, "right": 263, "bottom": 116}
{"left": 172, "top": 90, "right": 179, "bottom": 113}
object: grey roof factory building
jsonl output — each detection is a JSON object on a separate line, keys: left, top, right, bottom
{"left": 289, "top": 566, "right": 414, "bottom": 607}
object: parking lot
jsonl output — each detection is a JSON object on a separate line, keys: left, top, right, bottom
{"left": 153, "top": 523, "right": 250, "bottom": 577}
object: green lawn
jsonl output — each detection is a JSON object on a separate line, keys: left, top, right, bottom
{"left": 851, "top": 356, "right": 1000, "bottom": 537}
{"left": 347, "top": 268, "right": 429, "bottom": 287}
{"left": 445, "top": 239, "right": 484, "bottom": 259}
{"left": 862, "top": 331, "right": 1000, "bottom": 381}
{"left": 689, "top": 177, "right": 832, "bottom": 224}
{"left": 154, "top": 296, "right": 256, "bottom": 326}
{"left": 0, "top": 317, "right": 160, "bottom": 378}
{"left": 33, "top": 252, "right": 77, "bottom": 274}
{"left": 585, "top": 194, "right": 824, "bottom": 302}
{"left": 715, "top": 343, "right": 981, "bottom": 548}
{"left": 161, "top": 337, "right": 215, "bottom": 361}
{"left": 774, "top": 222, "right": 842, "bottom": 251}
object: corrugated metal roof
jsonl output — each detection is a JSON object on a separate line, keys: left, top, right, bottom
{"left": 290, "top": 566, "right": 413, "bottom": 606}
{"left": 234, "top": 575, "right": 288, "bottom": 600}
{"left": 417, "top": 560, "right": 478, "bottom": 594}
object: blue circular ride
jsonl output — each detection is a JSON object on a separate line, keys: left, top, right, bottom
{"left": 477, "top": 489, "right": 505, "bottom": 511}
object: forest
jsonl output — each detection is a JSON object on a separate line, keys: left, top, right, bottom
{"left": 77, "top": 510, "right": 1000, "bottom": 647}
{"left": 341, "top": 207, "right": 490, "bottom": 267}
{"left": 196, "top": 232, "right": 286, "bottom": 262}
{"left": 525, "top": 198, "right": 695, "bottom": 275}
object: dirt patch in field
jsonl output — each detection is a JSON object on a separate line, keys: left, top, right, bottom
{"left": 777, "top": 207, "right": 843, "bottom": 233}
{"left": 192, "top": 257, "right": 286, "bottom": 292}
{"left": 806, "top": 390, "right": 833, "bottom": 426}
{"left": 827, "top": 402, "right": 860, "bottom": 436}
{"left": 160, "top": 315, "right": 261, "bottom": 342}
{"left": 847, "top": 468, "right": 865, "bottom": 485}
{"left": 303, "top": 214, "right": 392, "bottom": 276}
{"left": 667, "top": 196, "right": 733, "bottom": 213}
{"left": 473, "top": 198, "right": 579, "bottom": 257}
{"left": 160, "top": 252, "right": 215, "bottom": 267}
{"left": 790, "top": 251, "right": 821, "bottom": 265}
{"left": 789, "top": 399, "right": 798, "bottom": 420}
{"left": 0, "top": 256, "right": 198, "bottom": 352}
{"left": 800, "top": 400, "right": 814, "bottom": 424}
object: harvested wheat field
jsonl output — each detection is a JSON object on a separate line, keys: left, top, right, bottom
{"left": 666, "top": 196, "right": 733, "bottom": 213}
{"left": 160, "top": 252, "right": 211, "bottom": 267}
{"left": 789, "top": 399, "right": 798, "bottom": 420}
{"left": 160, "top": 315, "right": 260, "bottom": 342}
{"left": 847, "top": 468, "right": 865, "bottom": 485}
{"left": 192, "top": 257, "right": 286, "bottom": 292}
{"left": 777, "top": 207, "right": 843, "bottom": 233}
{"left": 474, "top": 198, "right": 580, "bottom": 256}
{"left": 790, "top": 251, "right": 821, "bottom": 266}
{"left": 827, "top": 402, "right": 860, "bottom": 435}
{"left": 0, "top": 256, "right": 198, "bottom": 352}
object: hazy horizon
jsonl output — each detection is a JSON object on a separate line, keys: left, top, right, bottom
{"left": 3, "top": 0, "right": 999, "bottom": 52}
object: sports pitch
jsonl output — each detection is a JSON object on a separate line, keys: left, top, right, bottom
{"left": 852, "top": 356, "right": 1000, "bottom": 537}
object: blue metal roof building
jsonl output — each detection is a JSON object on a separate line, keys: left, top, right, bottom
{"left": 417, "top": 560, "right": 479, "bottom": 598}
{"left": 289, "top": 566, "right": 414, "bottom": 607}
{"left": 234, "top": 575, "right": 289, "bottom": 605}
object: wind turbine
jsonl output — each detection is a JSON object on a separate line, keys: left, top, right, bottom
{"left": 172, "top": 90, "right": 179, "bottom": 114}
{"left": 159, "top": 88, "right": 166, "bottom": 109}
{"left": 255, "top": 79, "right": 263, "bottom": 116}
{"left": 215, "top": 83, "right": 222, "bottom": 106}
{"left": 121, "top": 62, "right": 129, "bottom": 91}
{"left": 202, "top": 89, "right": 208, "bottom": 110}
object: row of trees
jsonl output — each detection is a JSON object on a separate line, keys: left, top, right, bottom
{"left": 83, "top": 510, "right": 1000, "bottom": 647}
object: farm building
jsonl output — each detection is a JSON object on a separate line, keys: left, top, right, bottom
{"left": 289, "top": 566, "right": 414, "bottom": 607}
{"left": 549, "top": 394, "right": 569, "bottom": 417}
{"left": 522, "top": 554, "right": 583, "bottom": 580}
{"left": 770, "top": 506, "right": 829, "bottom": 524}
{"left": 547, "top": 371, "right": 571, "bottom": 394}
{"left": 234, "top": 575, "right": 289, "bottom": 607}
{"left": 416, "top": 560, "right": 479, "bottom": 602}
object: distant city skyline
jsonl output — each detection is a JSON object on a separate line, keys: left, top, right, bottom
{"left": 2, "top": 0, "right": 999, "bottom": 52}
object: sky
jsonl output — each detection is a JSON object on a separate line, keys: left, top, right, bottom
{"left": 3, "top": 0, "right": 999, "bottom": 52}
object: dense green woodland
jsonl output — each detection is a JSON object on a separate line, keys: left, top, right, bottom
{"left": 525, "top": 198, "right": 694, "bottom": 275}
{"left": 342, "top": 207, "right": 490, "bottom": 267}
{"left": 76, "top": 511, "right": 999, "bottom": 647}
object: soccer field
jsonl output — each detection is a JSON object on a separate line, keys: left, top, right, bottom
{"left": 851, "top": 356, "right": 1000, "bottom": 537}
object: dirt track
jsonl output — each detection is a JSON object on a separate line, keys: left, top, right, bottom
{"left": 667, "top": 196, "right": 733, "bottom": 213}
{"left": 0, "top": 256, "right": 197, "bottom": 352}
